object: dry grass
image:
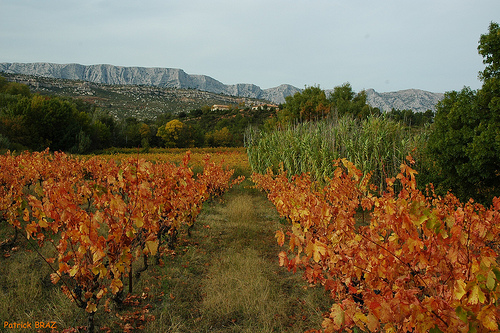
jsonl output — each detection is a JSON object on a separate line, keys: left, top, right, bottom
{"left": 0, "top": 239, "right": 87, "bottom": 332}
{"left": 201, "top": 248, "right": 282, "bottom": 331}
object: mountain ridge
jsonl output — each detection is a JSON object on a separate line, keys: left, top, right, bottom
{"left": 0, "top": 62, "right": 443, "bottom": 112}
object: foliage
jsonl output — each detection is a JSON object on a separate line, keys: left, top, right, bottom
{"left": 247, "top": 115, "right": 425, "bottom": 191}
{"left": 277, "top": 84, "right": 381, "bottom": 125}
{"left": 253, "top": 156, "right": 500, "bottom": 332}
{"left": 157, "top": 119, "right": 199, "bottom": 148}
{"left": 426, "top": 22, "right": 500, "bottom": 204}
{"left": 279, "top": 86, "right": 331, "bottom": 122}
{"left": 157, "top": 119, "right": 185, "bottom": 148}
{"left": 206, "top": 127, "right": 233, "bottom": 147}
{"left": 329, "top": 83, "right": 380, "bottom": 120}
{"left": 0, "top": 79, "right": 119, "bottom": 152}
{"left": 385, "top": 108, "right": 435, "bottom": 127}
{"left": 478, "top": 22, "right": 500, "bottom": 82}
{"left": 0, "top": 150, "right": 242, "bottom": 332}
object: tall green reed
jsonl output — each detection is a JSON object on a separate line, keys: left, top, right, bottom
{"left": 246, "top": 115, "right": 427, "bottom": 192}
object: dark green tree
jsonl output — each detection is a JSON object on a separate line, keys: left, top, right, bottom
{"left": 24, "top": 95, "right": 86, "bottom": 151}
{"left": 426, "top": 22, "right": 500, "bottom": 203}
{"left": 329, "top": 83, "right": 380, "bottom": 119}
{"left": 279, "top": 86, "right": 330, "bottom": 123}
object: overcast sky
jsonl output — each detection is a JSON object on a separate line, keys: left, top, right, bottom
{"left": 1, "top": 0, "right": 499, "bottom": 93}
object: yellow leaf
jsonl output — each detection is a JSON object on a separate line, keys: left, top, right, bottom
{"left": 92, "top": 263, "right": 107, "bottom": 277}
{"left": 96, "top": 288, "right": 106, "bottom": 300}
{"left": 468, "top": 285, "right": 480, "bottom": 304}
{"left": 38, "top": 217, "right": 49, "bottom": 228}
{"left": 50, "top": 273, "right": 60, "bottom": 284}
{"left": 478, "top": 286, "right": 486, "bottom": 303}
{"left": 114, "top": 262, "right": 125, "bottom": 274}
{"left": 480, "top": 256, "right": 496, "bottom": 269}
{"left": 313, "top": 241, "right": 327, "bottom": 263}
{"left": 92, "top": 248, "right": 105, "bottom": 263}
{"left": 78, "top": 245, "right": 87, "bottom": 255}
{"left": 486, "top": 270, "right": 496, "bottom": 290}
{"left": 126, "top": 228, "right": 135, "bottom": 238}
{"left": 133, "top": 216, "right": 144, "bottom": 228}
{"left": 145, "top": 240, "right": 159, "bottom": 256}
{"left": 330, "top": 304, "right": 345, "bottom": 328}
{"left": 454, "top": 279, "right": 467, "bottom": 301}
{"left": 384, "top": 324, "right": 396, "bottom": 333}
{"left": 85, "top": 301, "right": 97, "bottom": 313}
{"left": 478, "top": 305, "right": 498, "bottom": 331}
{"left": 278, "top": 251, "right": 288, "bottom": 266}
{"left": 69, "top": 265, "right": 79, "bottom": 277}
{"left": 388, "top": 233, "right": 398, "bottom": 243}
{"left": 354, "top": 312, "right": 368, "bottom": 324}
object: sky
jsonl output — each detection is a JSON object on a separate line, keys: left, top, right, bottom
{"left": 1, "top": 0, "right": 499, "bottom": 93}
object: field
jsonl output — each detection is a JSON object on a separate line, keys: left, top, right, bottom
{"left": 92, "top": 147, "right": 250, "bottom": 174}
{"left": 0, "top": 148, "right": 330, "bottom": 333}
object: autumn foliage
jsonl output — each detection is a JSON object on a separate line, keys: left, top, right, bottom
{"left": 252, "top": 156, "right": 500, "bottom": 332}
{"left": 0, "top": 149, "right": 242, "bottom": 331}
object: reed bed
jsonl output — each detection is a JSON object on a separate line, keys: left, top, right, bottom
{"left": 247, "top": 115, "right": 427, "bottom": 191}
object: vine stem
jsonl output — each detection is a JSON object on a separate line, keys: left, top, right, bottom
{"left": 19, "top": 231, "right": 84, "bottom": 308}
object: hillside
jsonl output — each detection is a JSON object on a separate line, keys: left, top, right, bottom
{"left": 0, "top": 62, "right": 300, "bottom": 105}
{"left": 364, "top": 88, "right": 444, "bottom": 113}
{"left": 1, "top": 62, "right": 444, "bottom": 112}
{"left": 0, "top": 72, "right": 265, "bottom": 121}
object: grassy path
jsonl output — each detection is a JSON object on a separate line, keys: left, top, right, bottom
{"left": 142, "top": 183, "right": 330, "bottom": 332}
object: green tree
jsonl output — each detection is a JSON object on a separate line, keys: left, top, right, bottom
{"left": 206, "top": 127, "right": 232, "bottom": 147}
{"left": 426, "top": 22, "right": 500, "bottom": 203}
{"left": 0, "top": 77, "right": 31, "bottom": 97}
{"left": 24, "top": 95, "right": 85, "bottom": 151}
{"left": 329, "top": 83, "right": 379, "bottom": 119}
{"left": 279, "top": 86, "right": 330, "bottom": 123}
{"left": 139, "top": 122, "right": 152, "bottom": 149}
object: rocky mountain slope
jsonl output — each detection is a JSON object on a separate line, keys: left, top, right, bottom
{"left": 364, "top": 89, "right": 444, "bottom": 113}
{"left": 0, "top": 62, "right": 444, "bottom": 112}
{"left": 0, "top": 62, "right": 301, "bottom": 104}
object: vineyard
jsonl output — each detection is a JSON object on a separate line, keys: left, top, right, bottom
{"left": 1, "top": 147, "right": 500, "bottom": 332}
{"left": 0, "top": 149, "right": 244, "bottom": 332}
{"left": 252, "top": 156, "right": 500, "bottom": 332}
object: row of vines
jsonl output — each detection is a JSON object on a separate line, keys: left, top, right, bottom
{"left": 252, "top": 156, "right": 500, "bottom": 332}
{"left": 0, "top": 149, "right": 243, "bottom": 332}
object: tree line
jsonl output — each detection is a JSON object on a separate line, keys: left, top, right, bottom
{"left": 264, "top": 83, "right": 434, "bottom": 128}
{"left": 0, "top": 78, "right": 274, "bottom": 152}
{"left": 0, "top": 74, "right": 433, "bottom": 154}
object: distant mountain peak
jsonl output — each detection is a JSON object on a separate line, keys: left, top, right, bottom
{"left": 0, "top": 62, "right": 443, "bottom": 111}
{"left": 364, "top": 88, "right": 444, "bottom": 113}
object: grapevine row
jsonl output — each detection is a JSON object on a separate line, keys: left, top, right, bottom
{"left": 0, "top": 149, "right": 242, "bottom": 332}
{"left": 252, "top": 157, "right": 500, "bottom": 332}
